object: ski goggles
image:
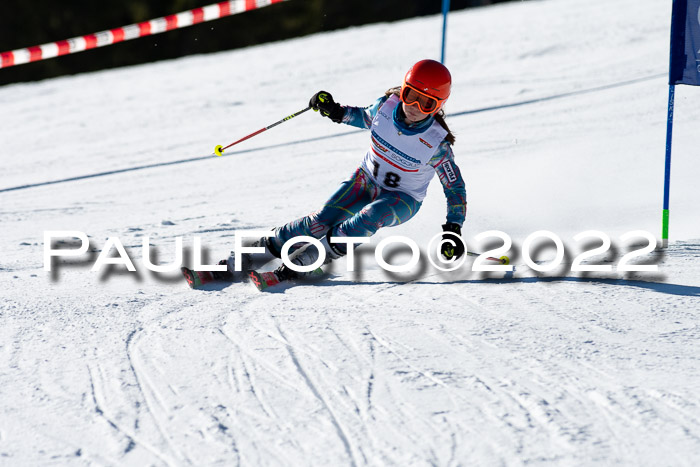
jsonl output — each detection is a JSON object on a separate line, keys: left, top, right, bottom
{"left": 400, "top": 84, "right": 444, "bottom": 114}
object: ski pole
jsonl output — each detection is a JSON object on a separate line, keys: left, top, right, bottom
{"left": 214, "top": 106, "right": 312, "bottom": 156}
{"left": 466, "top": 251, "right": 510, "bottom": 264}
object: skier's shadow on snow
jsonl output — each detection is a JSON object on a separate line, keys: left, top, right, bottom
{"left": 403, "top": 277, "right": 700, "bottom": 297}
{"left": 318, "top": 241, "right": 698, "bottom": 297}
{"left": 320, "top": 272, "right": 700, "bottom": 297}
{"left": 315, "top": 277, "right": 700, "bottom": 297}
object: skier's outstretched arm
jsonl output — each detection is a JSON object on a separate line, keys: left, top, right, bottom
{"left": 340, "top": 96, "right": 387, "bottom": 129}
{"left": 309, "top": 90, "right": 386, "bottom": 129}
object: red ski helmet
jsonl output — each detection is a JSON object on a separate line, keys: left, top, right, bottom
{"left": 401, "top": 59, "right": 452, "bottom": 114}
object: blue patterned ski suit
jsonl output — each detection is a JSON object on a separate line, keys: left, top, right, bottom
{"left": 270, "top": 95, "right": 467, "bottom": 255}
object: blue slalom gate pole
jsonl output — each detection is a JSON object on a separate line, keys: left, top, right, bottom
{"left": 662, "top": 84, "right": 675, "bottom": 248}
{"left": 441, "top": 0, "right": 450, "bottom": 64}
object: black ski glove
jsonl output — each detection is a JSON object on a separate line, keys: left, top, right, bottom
{"left": 309, "top": 91, "right": 345, "bottom": 123}
{"left": 441, "top": 223, "right": 465, "bottom": 260}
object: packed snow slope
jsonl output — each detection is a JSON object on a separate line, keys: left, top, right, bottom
{"left": 2, "top": 0, "right": 700, "bottom": 465}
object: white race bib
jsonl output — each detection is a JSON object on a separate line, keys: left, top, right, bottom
{"left": 360, "top": 95, "right": 447, "bottom": 201}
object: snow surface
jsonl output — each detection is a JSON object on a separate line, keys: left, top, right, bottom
{"left": 2, "top": 0, "right": 700, "bottom": 465}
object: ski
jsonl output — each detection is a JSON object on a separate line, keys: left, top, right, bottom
{"left": 466, "top": 251, "right": 510, "bottom": 264}
{"left": 182, "top": 267, "right": 216, "bottom": 289}
{"left": 181, "top": 267, "right": 236, "bottom": 289}
{"left": 248, "top": 267, "right": 325, "bottom": 292}
{"left": 182, "top": 254, "right": 252, "bottom": 289}
{"left": 247, "top": 270, "right": 281, "bottom": 291}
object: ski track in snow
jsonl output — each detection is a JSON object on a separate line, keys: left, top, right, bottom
{"left": 2, "top": 0, "right": 700, "bottom": 464}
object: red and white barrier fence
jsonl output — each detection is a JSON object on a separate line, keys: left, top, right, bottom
{"left": 0, "top": 0, "right": 286, "bottom": 70}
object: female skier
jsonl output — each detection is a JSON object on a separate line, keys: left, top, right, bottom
{"left": 184, "top": 59, "right": 467, "bottom": 289}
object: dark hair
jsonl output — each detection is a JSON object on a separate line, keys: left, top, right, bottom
{"left": 385, "top": 87, "right": 456, "bottom": 145}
